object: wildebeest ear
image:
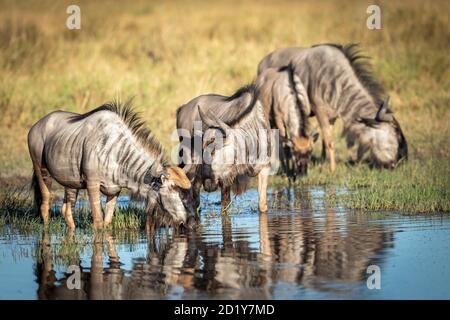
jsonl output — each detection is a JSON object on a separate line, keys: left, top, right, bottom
{"left": 376, "top": 96, "right": 394, "bottom": 122}
{"left": 198, "top": 105, "right": 230, "bottom": 135}
{"left": 167, "top": 166, "right": 192, "bottom": 189}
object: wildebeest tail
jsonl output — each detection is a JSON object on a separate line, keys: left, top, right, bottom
{"left": 31, "top": 170, "right": 42, "bottom": 211}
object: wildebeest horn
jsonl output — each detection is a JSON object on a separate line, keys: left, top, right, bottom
{"left": 376, "top": 96, "right": 394, "bottom": 122}
{"left": 144, "top": 168, "right": 167, "bottom": 191}
{"left": 197, "top": 105, "right": 230, "bottom": 134}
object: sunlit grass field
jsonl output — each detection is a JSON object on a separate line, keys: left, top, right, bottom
{"left": 0, "top": 0, "right": 448, "bottom": 214}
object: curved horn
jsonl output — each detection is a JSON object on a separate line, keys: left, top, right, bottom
{"left": 292, "top": 72, "right": 311, "bottom": 116}
{"left": 143, "top": 167, "right": 166, "bottom": 191}
{"left": 198, "top": 105, "right": 230, "bottom": 133}
{"left": 220, "top": 84, "right": 259, "bottom": 125}
{"left": 376, "top": 96, "right": 394, "bottom": 122}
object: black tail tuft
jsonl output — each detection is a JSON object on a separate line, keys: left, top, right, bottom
{"left": 31, "top": 170, "right": 42, "bottom": 212}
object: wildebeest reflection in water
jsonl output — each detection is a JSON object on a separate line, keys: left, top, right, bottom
{"left": 35, "top": 188, "right": 393, "bottom": 299}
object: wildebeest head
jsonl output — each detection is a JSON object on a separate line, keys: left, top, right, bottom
{"left": 197, "top": 95, "right": 264, "bottom": 187}
{"left": 358, "top": 96, "right": 408, "bottom": 168}
{"left": 198, "top": 106, "right": 237, "bottom": 187}
{"left": 144, "top": 166, "right": 196, "bottom": 228}
{"left": 288, "top": 132, "right": 319, "bottom": 176}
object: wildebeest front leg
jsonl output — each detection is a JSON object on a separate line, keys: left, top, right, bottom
{"left": 62, "top": 188, "right": 78, "bottom": 230}
{"left": 221, "top": 186, "right": 231, "bottom": 213}
{"left": 315, "top": 107, "right": 336, "bottom": 172}
{"left": 193, "top": 178, "right": 202, "bottom": 212}
{"left": 258, "top": 167, "right": 270, "bottom": 213}
{"left": 357, "top": 144, "right": 369, "bottom": 163}
{"left": 145, "top": 203, "right": 156, "bottom": 238}
{"left": 104, "top": 194, "right": 119, "bottom": 227}
{"left": 321, "top": 139, "right": 327, "bottom": 161}
{"left": 87, "top": 182, "right": 103, "bottom": 229}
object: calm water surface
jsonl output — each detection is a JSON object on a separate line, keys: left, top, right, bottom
{"left": 0, "top": 187, "right": 449, "bottom": 299}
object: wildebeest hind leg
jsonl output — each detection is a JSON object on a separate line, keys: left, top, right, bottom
{"left": 33, "top": 165, "right": 52, "bottom": 226}
{"left": 62, "top": 188, "right": 78, "bottom": 230}
{"left": 193, "top": 178, "right": 202, "bottom": 212}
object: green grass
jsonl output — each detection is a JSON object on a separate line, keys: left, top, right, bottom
{"left": 1, "top": 157, "right": 447, "bottom": 233}
{"left": 0, "top": 0, "right": 449, "bottom": 217}
{"left": 283, "top": 159, "right": 449, "bottom": 213}
{"left": 0, "top": 187, "right": 150, "bottom": 231}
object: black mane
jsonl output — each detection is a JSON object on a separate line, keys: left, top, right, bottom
{"left": 320, "top": 43, "right": 386, "bottom": 105}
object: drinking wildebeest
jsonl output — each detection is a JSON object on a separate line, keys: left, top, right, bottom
{"left": 255, "top": 66, "right": 319, "bottom": 178}
{"left": 176, "top": 84, "right": 273, "bottom": 213}
{"left": 258, "top": 44, "right": 408, "bottom": 171}
{"left": 28, "top": 101, "right": 195, "bottom": 230}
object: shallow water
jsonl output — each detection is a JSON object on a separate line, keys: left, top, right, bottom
{"left": 0, "top": 187, "right": 449, "bottom": 300}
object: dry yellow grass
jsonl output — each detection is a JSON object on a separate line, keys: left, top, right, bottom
{"left": 0, "top": 0, "right": 449, "bottom": 193}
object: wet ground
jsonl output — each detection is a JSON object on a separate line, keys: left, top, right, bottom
{"left": 0, "top": 187, "right": 449, "bottom": 299}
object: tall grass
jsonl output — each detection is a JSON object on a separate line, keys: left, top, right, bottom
{"left": 0, "top": 0, "right": 448, "bottom": 213}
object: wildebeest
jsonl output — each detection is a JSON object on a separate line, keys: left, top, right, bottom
{"left": 255, "top": 66, "right": 319, "bottom": 178}
{"left": 176, "top": 84, "right": 273, "bottom": 213}
{"left": 258, "top": 44, "right": 408, "bottom": 170}
{"left": 28, "top": 101, "right": 195, "bottom": 230}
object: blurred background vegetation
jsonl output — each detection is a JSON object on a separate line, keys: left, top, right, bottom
{"left": 0, "top": 0, "right": 448, "bottom": 212}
